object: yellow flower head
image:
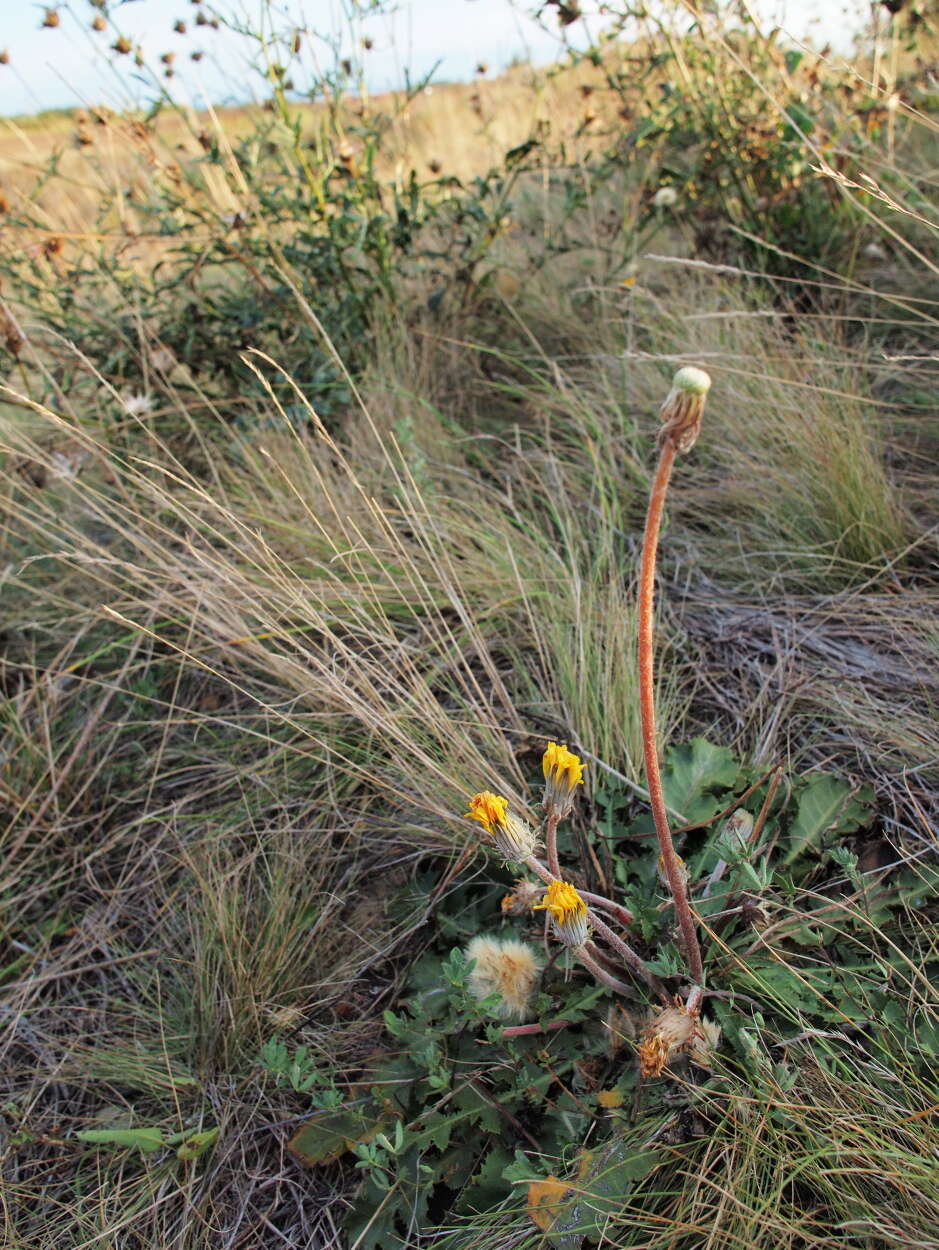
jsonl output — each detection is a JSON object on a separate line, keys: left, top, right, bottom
{"left": 465, "top": 791, "right": 509, "bottom": 836}
{"left": 534, "top": 879, "right": 589, "bottom": 949}
{"left": 541, "top": 742, "right": 584, "bottom": 820}
{"left": 464, "top": 791, "right": 538, "bottom": 865}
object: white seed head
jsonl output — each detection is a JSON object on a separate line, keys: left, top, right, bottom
{"left": 465, "top": 936, "right": 542, "bottom": 1021}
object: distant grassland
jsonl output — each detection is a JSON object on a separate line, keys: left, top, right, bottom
{"left": 0, "top": 58, "right": 609, "bottom": 236}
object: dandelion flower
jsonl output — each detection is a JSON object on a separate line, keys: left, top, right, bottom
{"left": 638, "top": 1003, "right": 701, "bottom": 1078}
{"left": 652, "top": 184, "right": 678, "bottom": 209}
{"left": 465, "top": 936, "right": 542, "bottom": 1021}
{"left": 465, "top": 791, "right": 538, "bottom": 865}
{"left": 658, "top": 365, "right": 711, "bottom": 455}
{"left": 542, "top": 742, "right": 584, "bottom": 821}
{"left": 534, "top": 880, "right": 589, "bottom": 950}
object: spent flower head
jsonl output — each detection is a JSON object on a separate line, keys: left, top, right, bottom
{"left": 464, "top": 791, "right": 538, "bottom": 865}
{"left": 541, "top": 742, "right": 585, "bottom": 821}
{"left": 501, "top": 879, "right": 543, "bottom": 916}
{"left": 534, "top": 879, "right": 589, "bottom": 949}
{"left": 638, "top": 1002, "right": 702, "bottom": 1078}
{"left": 652, "top": 184, "right": 678, "bottom": 209}
{"left": 658, "top": 365, "right": 711, "bottom": 454}
{"left": 465, "top": 936, "right": 542, "bottom": 1021}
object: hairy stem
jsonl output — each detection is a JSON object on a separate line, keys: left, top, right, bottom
{"left": 587, "top": 911, "right": 662, "bottom": 993}
{"left": 638, "top": 440, "right": 705, "bottom": 985}
{"left": 579, "top": 890, "right": 633, "bottom": 927}
{"left": 524, "top": 856, "right": 659, "bottom": 992}
{"left": 502, "top": 1019, "right": 571, "bottom": 1038}
{"left": 577, "top": 944, "right": 634, "bottom": 996}
{"left": 544, "top": 811, "right": 561, "bottom": 878}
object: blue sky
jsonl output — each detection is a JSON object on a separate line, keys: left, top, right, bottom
{"left": 0, "top": 1, "right": 870, "bottom": 119}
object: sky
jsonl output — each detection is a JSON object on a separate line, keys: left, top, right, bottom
{"left": 0, "top": 1, "right": 874, "bottom": 119}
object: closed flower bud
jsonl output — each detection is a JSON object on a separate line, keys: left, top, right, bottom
{"left": 658, "top": 365, "right": 711, "bottom": 454}
{"left": 464, "top": 792, "right": 538, "bottom": 865}
{"left": 534, "top": 880, "right": 589, "bottom": 950}
{"left": 724, "top": 808, "right": 754, "bottom": 847}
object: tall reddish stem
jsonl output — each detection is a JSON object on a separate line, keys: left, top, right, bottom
{"left": 638, "top": 441, "right": 704, "bottom": 985}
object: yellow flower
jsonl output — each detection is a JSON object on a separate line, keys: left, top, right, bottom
{"left": 534, "top": 879, "right": 589, "bottom": 949}
{"left": 541, "top": 742, "right": 584, "bottom": 820}
{"left": 464, "top": 791, "right": 538, "bottom": 864}
{"left": 465, "top": 791, "right": 508, "bottom": 835}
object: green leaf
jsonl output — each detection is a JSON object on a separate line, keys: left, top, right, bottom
{"left": 662, "top": 738, "right": 740, "bottom": 824}
{"left": 784, "top": 49, "right": 805, "bottom": 74}
{"left": 287, "top": 1103, "right": 389, "bottom": 1167}
{"left": 729, "top": 956, "right": 842, "bottom": 1019}
{"left": 528, "top": 1134, "right": 663, "bottom": 1247}
{"left": 345, "top": 1188, "right": 407, "bottom": 1250}
{"left": 783, "top": 775, "right": 874, "bottom": 866}
{"left": 77, "top": 1128, "right": 165, "bottom": 1153}
{"left": 176, "top": 1127, "right": 219, "bottom": 1161}
{"left": 459, "top": 1145, "right": 513, "bottom": 1213}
